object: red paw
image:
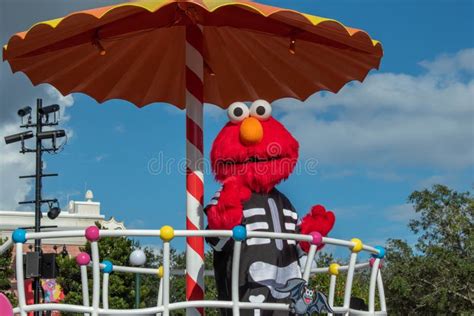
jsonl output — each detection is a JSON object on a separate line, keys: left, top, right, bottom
{"left": 221, "top": 176, "right": 251, "bottom": 203}
{"left": 206, "top": 177, "right": 251, "bottom": 230}
{"left": 207, "top": 205, "right": 243, "bottom": 230}
{"left": 299, "top": 205, "right": 335, "bottom": 252}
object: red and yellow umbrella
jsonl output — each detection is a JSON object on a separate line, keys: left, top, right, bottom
{"left": 3, "top": 0, "right": 382, "bottom": 312}
{"left": 3, "top": 0, "right": 382, "bottom": 108}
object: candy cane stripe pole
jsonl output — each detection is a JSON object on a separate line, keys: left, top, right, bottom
{"left": 185, "top": 23, "right": 205, "bottom": 316}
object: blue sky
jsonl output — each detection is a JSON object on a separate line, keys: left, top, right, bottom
{"left": 1, "top": 0, "right": 473, "bottom": 254}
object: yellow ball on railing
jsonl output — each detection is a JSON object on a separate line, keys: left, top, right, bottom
{"left": 160, "top": 225, "right": 175, "bottom": 242}
{"left": 329, "top": 263, "right": 340, "bottom": 276}
{"left": 157, "top": 266, "right": 164, "bottom": 278}
{"left": 350, "top": 238, "right": 363, "bottom": 253}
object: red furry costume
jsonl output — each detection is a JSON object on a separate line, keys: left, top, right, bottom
{"left": 205, "top": 100, "right": 335, "bottom": 316}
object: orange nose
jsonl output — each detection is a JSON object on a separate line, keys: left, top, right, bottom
{"left": 240, "top": 117, "right": 263, "bottom": 145}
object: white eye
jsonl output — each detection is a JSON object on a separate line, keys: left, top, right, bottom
{"left": 250, "top": 100, "right": 272, "bottom": 120}
{"left": 227, "top": 102, "right": 249, "bottom": 123}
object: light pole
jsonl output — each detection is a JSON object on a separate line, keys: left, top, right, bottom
{"left": 4, "top": 98, "right": 66, "bottom": 315}
{"left": 129, "top": 249, "right": 146, "bottom": 308}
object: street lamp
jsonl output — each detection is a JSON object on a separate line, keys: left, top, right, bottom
{"left": 129, "top": 249, "right": 146, "bottom": 308}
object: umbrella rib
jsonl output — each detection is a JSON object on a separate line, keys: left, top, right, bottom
{"left": 69, "top": 33, "right": 150, "bottom": 102}
{"left": 137, "top": 29, "right": 182, "bottom": 107}
{"left": 223, "top": 27, "right": 299, "bottom": 99}
{"left": 98, "top": 33, "right": 162, "bottom": 103}
{"left": 211, "top": 27, "right": 259, "bottom": 101}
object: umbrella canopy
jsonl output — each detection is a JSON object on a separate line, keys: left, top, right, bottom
{"left": 3, "top": 0, "right": 383, "bottom": 109}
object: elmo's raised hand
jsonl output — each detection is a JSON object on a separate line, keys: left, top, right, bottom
{"left": 206, "top": 176, "right": 252, "bottom": 230}
{"left": 299, "top": 205, "right": 335, "bottom": 252}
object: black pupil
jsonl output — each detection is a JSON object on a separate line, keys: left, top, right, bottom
{"left": 256, "top": 106, "right": 266, "bottom": 116}
{"left": 233, "top": 107, "right": 243, "bottom": 117}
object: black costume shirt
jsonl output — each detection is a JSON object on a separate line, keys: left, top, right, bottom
{"left": 206, "top": 188, "right": 302, "bottom": 316}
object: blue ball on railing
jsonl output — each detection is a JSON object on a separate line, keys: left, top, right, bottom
{"left": 232, "top": 225, "right": 247, "bottom": 241}
{"left": 372, "top": 246, "right": 386, "bottom": 259}
{"left": 101, "top": 260, "right": 114, "bottom": 273}
{"left": 12, "top": 229, "right": 27, "bottom": 243}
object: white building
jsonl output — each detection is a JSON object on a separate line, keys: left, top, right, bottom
{"left": 0, "top": 190, "right": 125, "bottom": 250}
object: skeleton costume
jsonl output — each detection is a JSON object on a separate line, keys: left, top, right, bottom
{"left": 206, "top": 188, "right": 302, "bottom": 316}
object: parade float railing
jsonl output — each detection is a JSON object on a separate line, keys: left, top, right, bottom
{"left": 6, "top": 226, "right": 387, "bottom": 316}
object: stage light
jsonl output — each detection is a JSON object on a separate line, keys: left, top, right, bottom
{"left": 38, "top": 104, "right": 60, "bottom": 115}
{"left": 47, "top": 206, "right": 61, "bottom": 220}
{"left": 47, "top": 200, "right": 61, "bottom": 220}
{"left": 4, "top": 131, "right": 33, "bottom": 144}
{"left": 17, "top": 106, "right": 32, "bottom": 117}
{"left": 37, "top": 130, "right": 65, "bottom": 140}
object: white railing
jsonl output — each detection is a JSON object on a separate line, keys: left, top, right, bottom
{"left": 4, "top": 226, "right": 387, "bottom": 315}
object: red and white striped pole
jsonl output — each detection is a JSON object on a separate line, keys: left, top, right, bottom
{"left": 185, "top": 23, "right": 205, "bottom": 316}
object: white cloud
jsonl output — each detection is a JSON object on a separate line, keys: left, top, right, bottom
{"left": 274, "top": 48, "right": 474, "bottom": 170}
{"left": 45, "top": 86, "right": 74, "bottom": 122}
{"left": 419, "top": 49, "right": 474, "bottom": 76}
{"left": 0, "top": 0, "right": 129, "bottom": 212}
{"left": 416, "top": 175, "right": 448, "bottom": 190}
{"left": 333, "top": 204, "right": 373, "bottom": 219}
{"left": 0, "top": 123, "right": 35, "bottom": 210}
{"left": 320, "top": 169, "right": 355, "bottom": 180}
{"left": 114, "top": 124, "right": 125, "bottom": 133}
{"left": 0, "top": 87, "right": 74, "bottom": 210}
{"left": 95, "top": 154, "right": 108, "bottom": 162}
{"left": 385, "top": 203, "right": 417, "bottom": 223}
{"left": 366, "top": 170, "right": 404, "bottom": 182}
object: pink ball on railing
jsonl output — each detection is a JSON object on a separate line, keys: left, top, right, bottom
{"left": 369, "top": 257, "right": 383, "bottom": 268}
{"left": 310, "top": 231, "right": 323, "bottom": 246}
{"left": 76, "top": 252, "right": 91, "bottom": 266}
{"left": 85, "top": 226, "right": 100, "bottom": 242}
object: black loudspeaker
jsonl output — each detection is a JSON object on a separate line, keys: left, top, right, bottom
{"left": 350, "top": 297, "right": 368, "bottom": 311}
{"left": 24, "top": 252, "right": 41, "bottom": 278}
{"left": 41, "top": 253, "right": 59, "bottom": 279}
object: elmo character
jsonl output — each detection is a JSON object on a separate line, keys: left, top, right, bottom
{"left": 206, "top": 100, "right": 335, "bottom": 316}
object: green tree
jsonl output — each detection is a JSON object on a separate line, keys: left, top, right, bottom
{"left": 308, "top": 252, "right": 373, "bottom": 309}
{"left": 384, "top": 184, "right": 474, "bottom": 314}
{"left": 0, "top": 238, "right": 17, "bottom": 307}
{"left": 166, "top": 249, "right": 218, "bottom": 315}
{"left": 56, "top": 225, "right": 161, "bottom": 314}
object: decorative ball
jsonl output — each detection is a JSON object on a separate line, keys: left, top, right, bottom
{"left": 129, "top": 249, "right": 146, "bottom": 266}
{"left": 160, "top": 226, "right": 174, "bottom": 242}
{"left": 350, "top": 238, "right": 363, "bottom": 253}
{"left": 310, "top": 232, "right": 323, "bottom": 246}
{"left": 101, "top": 260, "right": 113, "bottom": 273}
{"left": 372, "top": 246, "right": 386, "bottom": 259}
{"left": 0, "top": 292, "right": 14, "bottom": 316}
{"left": 12, "top": 229, "right": 27, "bottom": 243}
{"left": 157, "top": 266, "right": 164, "bottom": 278}
{"left": 76, "top": 252, "right": 91, "bottom": 266}
{"left": 232, "top": 225, "right": 247, "bottom": 241}
{"left": 369, "top": 258, "right": 384, "bottom": 269}
{"left": 85, "top": 226, "right": 100, "bottom": 242}
{"left": 329, "top": 263, "right": 340, "bottom": 276}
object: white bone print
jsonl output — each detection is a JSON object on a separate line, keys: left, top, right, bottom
{"left": 249, "top": 294, "right": 265, "bottom": 316}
